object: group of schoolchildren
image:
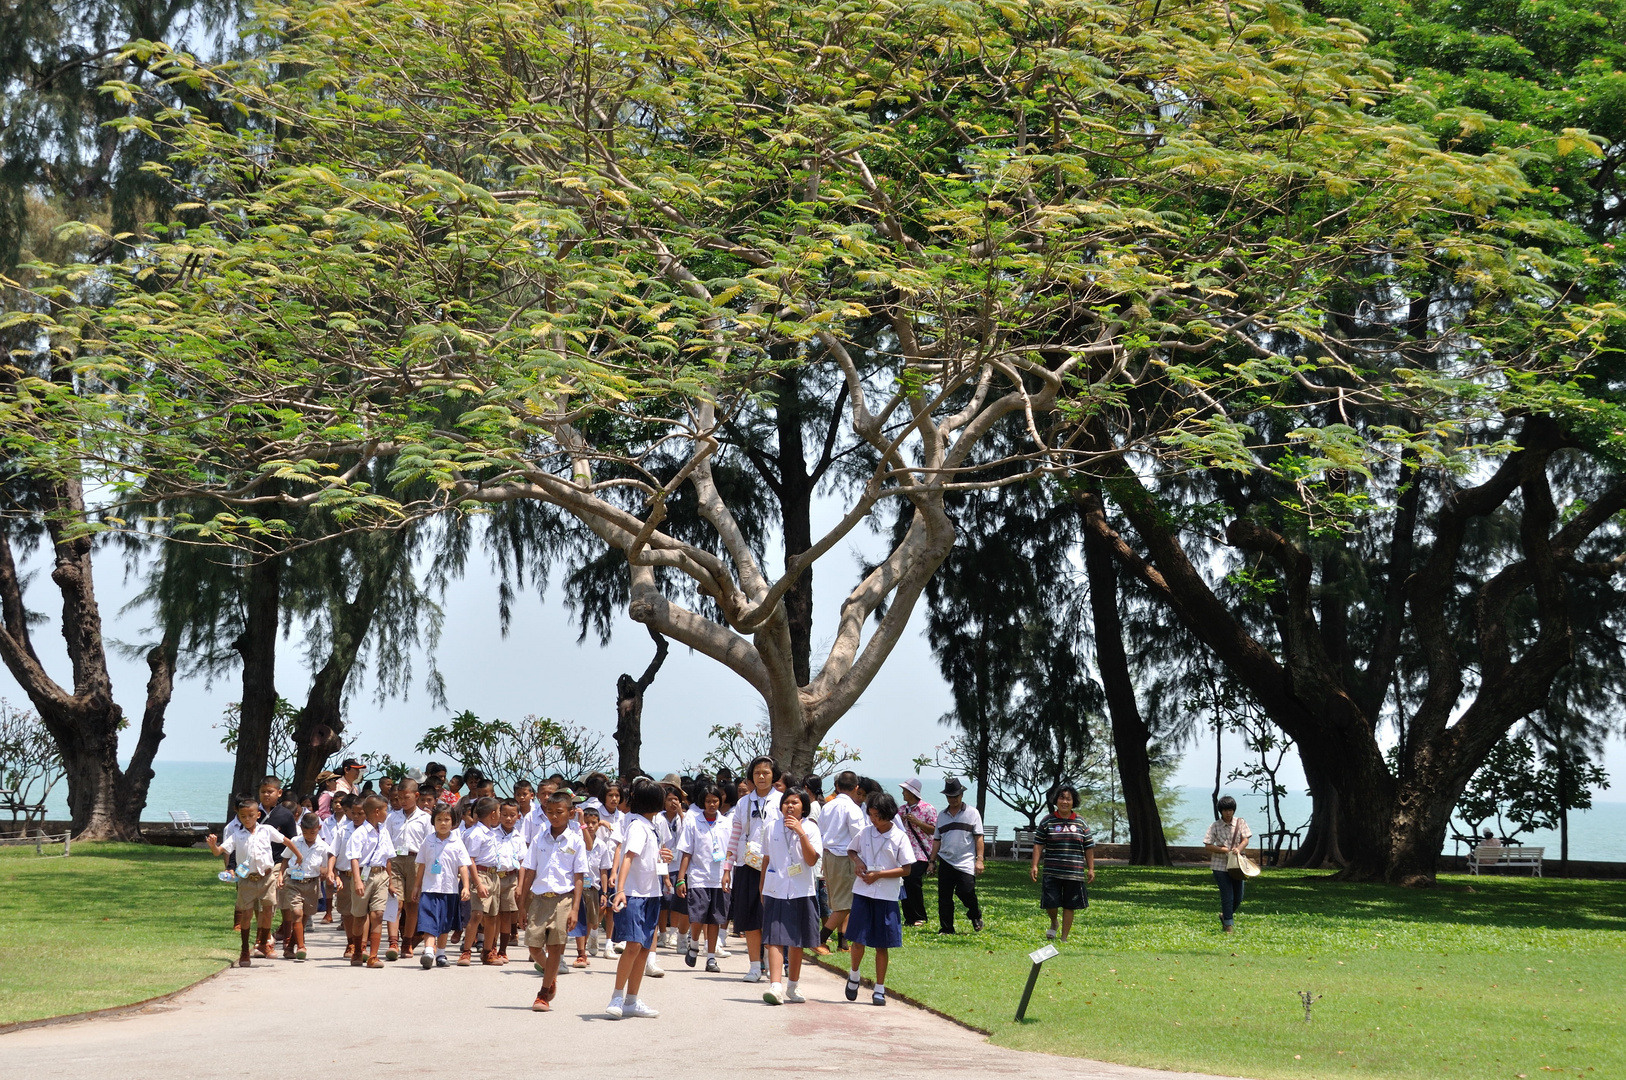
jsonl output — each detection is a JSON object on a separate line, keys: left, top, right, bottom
{"left": 206, "top": 757, "right": 932, "bottom": 1019}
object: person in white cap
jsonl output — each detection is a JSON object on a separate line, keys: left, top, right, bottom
{"left": 897, "top": 778, "right": 937, "bottom": 926}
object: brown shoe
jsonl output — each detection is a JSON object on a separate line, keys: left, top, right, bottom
{"left": 238, "top": 955, "right": 253, "bottom": 968}
{"left": 350, "top": 954, "right": 365, "bottom": 967}
{"left": 541, "top": 983, "right": 557, "bottom": 1002}
{"left": 531, "top": 993, "right": 551, "bottom": 1012}
{"left": 482, "top": 950, "right": 499, "bottom": 965}
{"left": 366, "top": 956, "right": 384, "bottom": 968}
{"left": 342, "top": 943, "right": 356, "bottom": 959}
{"left": 456, "top": 953, "right": 472, "bottom": 967}
{"left": 812, "top": 945, "right": 831, "bottom": 956}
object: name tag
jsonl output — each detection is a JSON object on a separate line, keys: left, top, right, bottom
{"left": 712, "top": 848, "right": 724, "bottom": 863}
{"left": 788, "top": 863, "right": 804, "bottom": 877}
{"left": 431, "top": 860, "right": 443, "bottom": 874}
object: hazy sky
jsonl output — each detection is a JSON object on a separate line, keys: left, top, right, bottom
{"left": 8, "top": 509, "right": 1620, "bottom": 795}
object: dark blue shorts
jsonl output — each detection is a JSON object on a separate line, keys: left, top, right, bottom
{"left": 686, "top": 885, "right": 729, "bottom": 926}
{"left": 845, "top": 893, "right": 902, "bottom": 949}
{"left": 612, "top": 895, "right": 660, "bottom": 948}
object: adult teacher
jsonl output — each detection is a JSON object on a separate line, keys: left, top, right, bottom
{"left": 897, "top": 778, "right": 936, "bottom": 927}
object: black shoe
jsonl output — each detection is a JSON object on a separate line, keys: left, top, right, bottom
{"left": 685, "top": 941, "right": 698, "bottom": 968}
{"left": 872, "top": 989, "right": 886, "bottom": 1006}
{"left": 936, "top": 928, "right": 955, "bottom": 934}
{"left": 845, "top": 975, "right": 860, "bottom": 1002}
{"left": 972, "top": 919, "right": 984, "bottom": 932}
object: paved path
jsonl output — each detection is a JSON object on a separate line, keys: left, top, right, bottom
{"left": 2, "top": 921, "right": 1239, "bottom": 1079}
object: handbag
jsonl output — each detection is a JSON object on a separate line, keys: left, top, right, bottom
{"left": 1224, "top": 822, "right": 1260, "bottom": 881}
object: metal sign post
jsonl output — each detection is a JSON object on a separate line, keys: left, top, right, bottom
{"left": 1014, "top": 943, "right": 1059, "bottom": 1021}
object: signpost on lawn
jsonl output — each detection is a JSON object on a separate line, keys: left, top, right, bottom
{"left": 1015, "top": 943, "right": 1059, "bottom": 1021}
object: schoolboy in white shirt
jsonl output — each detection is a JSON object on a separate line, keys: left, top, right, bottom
{"left": 278, "top": 812, "right": 332, "bottom": 961}
{"left": 571, "top": 801, "right": 608, "bottom": 966}
{"left": 207, "top": 798, "right": 302, "bottom": 968}
{"left": 385, "top": 778, "right": 431, "bottom": 960}
{"left": 846, "top": 791, "right": 914, "bottom": 1005}
{"left": 346, "top": 794, "right": 396, "bottom": 968}
{"left": 494, "top": 798, "right": 528, "bottom": 960}
{"left": 677, "top": 782, "right": 730, "bottom": 973}
{"left": 819, "top": 771, "right": 868, "bottom": 949}
{"left": 459, "top": 796, "right": 501, "bottom": 965}
{"left": 517, "top": 791, "right": 587, "bottom": 1012}
{"left": 330, "top": 794, "right": 363, "bottom": 954}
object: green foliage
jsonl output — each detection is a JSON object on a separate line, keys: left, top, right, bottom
{"left": 687, "top": 721, "right": 859, "bottom": 778}
{"left": 213, "top": 697, "right": 303, "bottom": 783}
{"left": 0, "top": 699, "right": 64, "bottom": 818}
{"left": 871, "top": 862, "right": 1626, "bottom": 1080}
{"left": 1455, "top": 734, "right": 1611, "bottom": 842}
{"left": 415, "top": 710, "right": 612, "bottom": 790}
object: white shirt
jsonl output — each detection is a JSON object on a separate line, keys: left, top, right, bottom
{"left": 317, "top": 816, "right": 336, "bottom": 849}
{"left": 819, "top": 792, "right": 866, "bottom": 855}
{"left": 678, "top": 812, "right": 730, "bottom": 889}
{"left": 852, "top": 822, "right": 914, "bottom": 901}
{"left": 657, "top": 813, "right": 685, "bottom": 874}
{"left": 463, "top": 822, "right": 498, "bottom": 867}
{"left": 219, "top": 823, "right": 288, "bottom": 877}
{"left": 346, "top": 821, "right": 394, "bottom": 870}
{"left": 619, "top": 815, "right": 665, "bottom": 898}
{"left": 524, "top": 826, "right": 588, "bottom": 894}
{"left": 762, "top": 815, "right": 822, "bottom": 900}
{"left": 388, "top": 807, "right": 432, "bottom": 855}
{"left": 520, "top": 805, "right": 544, "bottom": 845}
{"left": 727, "top": 789, "right": 783, "bottom": 866}
{"left": 492, "top": 825, "right": 527, "bottom": 872}
{"left": 281, "top": 836, "right": 331, "bottom": 881}
{"left": 332, "top": 818, "right": 357, "bottom": 872}
{"left": 416, "top": 833, "right": 472, "bottom": 894}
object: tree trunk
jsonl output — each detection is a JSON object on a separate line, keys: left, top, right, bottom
{"left": 775, "top": 363, "right": 817, "bottom": 688}
{"left": 230, "top": 554, "right": 281, "bottom": 809}
{"left": 613, "top": 625, "right": 669, "bottom": 779}
{"left": 0, "top": 487, "right": 178, "bottom": 841}
{"left": 1082, "top": 515, "right": 1170, "bottom": 865}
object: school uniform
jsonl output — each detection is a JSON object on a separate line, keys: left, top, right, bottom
{"left": 570, "top": 830, "right": 611, "bottom": 939}
{"left": 346, "top": 821, "right": 395, "bottom": 916}
{"left": 415, "top": 832, "right": 473, "bottom": 936}
{"left": 387, "top": 806, "right": 432, "bottom": 901}
{"left": 677, "top": 811, "right": 731, "bottom": 926}
{"left": 279, "top": 835, "right": 332, "bottom": 916}
{"left": 522, "top": 825, "right": 588, "bottom": 947}
{"left": 761, "top": 814, "right": 823, "bottom": 949}
{"left": 656, "top": 814, "right": 685, "bottom": 914}
{"left": 492, "top": 825, "right": 527, "bottom": 916}
{"left": 331, "top": 817, "right": 358, "bottom": 914}
{"left": 463, "top": 823, "right": 503, "bottom": 917}
{"left": 725, "top": 789, "right": 781, "bottom": 934}
{"left": 219, "top": 823, "right": 290, "bottom": 911}
{"left": 848, "top": 823, "right": 912, "bottom": 949}
{"left": 819, "top": 792, "right": 866, "bottom": 912}
{"left": 612, "top": 815, "right": 665, "bottom": 949}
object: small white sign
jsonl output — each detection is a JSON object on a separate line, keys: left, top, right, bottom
{"left": 1028, "top": 944, "right": 1059, "bottom": 964}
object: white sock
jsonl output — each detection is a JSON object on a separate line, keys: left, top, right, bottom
{"left": 876, "top": 983, "right": 886, "bottom": 993}
{"left": 623, "top": 994, "right": 637, "bottom": 1007}
{"left": 748, "top": 961, "right": 761, "bottom": 973}
{"left": 787, "top": 980, "right": 798, "bottom": 993}
{"left": 611, "top": 991, "right": 625, "bottom": 1005}
{"left": 848, "top": 968, "right": 861, "bottom": 981}
{"left": 706, "top": 951, "right": 716, "bottom": 961}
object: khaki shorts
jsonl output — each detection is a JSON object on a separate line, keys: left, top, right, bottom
{"left": 235, "top": 871, "right": 278, "bottom": 912}
{"left": 525, "top": 891, "right": 572, "bottom": 947}
{"left": 352, "top": 868, "right": 390, "bottom": 916}
{"left": 280, "top": 877, "right": 321, "bottom": 915}
{"left": 334, "top": 875, "right": 352, "bottom": 916}
{"left": 389, "top": 854, "right": 419, "bottom": 901}
{"left": 474, "top": 868, "right": 501, "bottom": 916}
{"left": 824, "top": 851, "right": 856, "bottom": 911}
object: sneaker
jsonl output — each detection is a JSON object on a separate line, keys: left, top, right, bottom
{"left": 294, "top": 949, "right": 307, "bottom": 961}
{"left": 535, "top": 961, "right": 546, "bottom": 973}
{"left": 599, "top": 944, "right": 614, "bottom": 959}
{"left": 716, "top": 946, "right": 731, "bottom": 959}
{"left": 604, "top": 999, "right": 624, "bottom": 1020}
{"left": 784, "top": 985, "right": 805, "bottom": 1004}
{"left": 572, "top": 956, "right": 590, "bottom": 968}
{"left": 763, "top": 982, "right": 784, "bottom": 1005}
{"left": 385, "top": 947, "right": 399, "bottom": 961}
{"left": 456, "top": 953, "right": 472, "bottom": 967}
{"left": 421, "top": 952, "right": 434, "bottom": 970}
{"left": 628, "top": 998, "right": 660, "bottom": 1019}
{"left": 531, "top": 992, "right": 551, "bottom": 1012}
{"left": 705, "top": 957, "right": 721, "bottom": 974}
{"left": 845, "top": 974, "right": 861, "bottom": 1001}
{"left": 685, "top": 940, "right": 698, "bottom": 967}
{"left": 873, "top": 989, "right": 887, "bottom": 1006}
{"left": 1045, "top": 926, "right": 1058, "bottom": 941}
{"left": 435, "top": 955, "right": 449, "bottom": 968}
{"left": 742, "top": 965, "right": 763, "bottom": 983}
{"left": 612, "top": 941, "right": 625, "bottom": 954}
{"left": 644, "top": 957, "right": 665, "bottom": 978}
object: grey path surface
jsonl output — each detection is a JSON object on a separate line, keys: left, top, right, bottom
{"left": 2, "top": 920, "right": 1243, "bottom": 1080}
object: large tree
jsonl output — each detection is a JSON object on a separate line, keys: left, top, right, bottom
{"left": 11, "top": 0, "right": 1606, "bottom": 787}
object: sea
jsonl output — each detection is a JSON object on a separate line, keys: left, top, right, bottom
{"left": 30, "top": 761, "right": 1626, "bottom": 861}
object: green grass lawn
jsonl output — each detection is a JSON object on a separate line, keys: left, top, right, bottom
{"left": 0, "top": 843, "right": 234, "bottom": 1026}
{"left": 874, "top": 863, "right": 1625, "bottom": 1080}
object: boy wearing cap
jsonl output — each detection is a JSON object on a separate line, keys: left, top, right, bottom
{"left": 928, "top": 777, "right": 985, "bottom": 934}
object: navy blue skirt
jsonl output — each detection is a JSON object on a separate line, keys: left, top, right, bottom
{"left": 416, "top": 891, "right": 464, "bottom": 937}
{"left": 846, "top": 893, "right": 902, "bottom": 949}
{"left": 762, "top": 894, "right": 821, "bottom": 949}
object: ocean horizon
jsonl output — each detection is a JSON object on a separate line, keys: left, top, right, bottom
{"left": 23, "top": 760, "right": 1625, "bottom": 862}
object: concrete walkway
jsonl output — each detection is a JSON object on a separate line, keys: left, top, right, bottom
{"left": 2, "top": 920, "right": 1240, "bottom": 1079}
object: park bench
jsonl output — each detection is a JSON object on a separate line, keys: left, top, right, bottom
{"left": 1467, "top": 844, "right": 1543, "bottom": 876}
{"left": 983, "top": 824, "right": 999, "bottom": 854}
{"left": 167, "top": 810, "right": 210, "bottom": 834}
{"left": 1011, "top": 827, "right": 1036, "bottom": 860}
{"left": 0, "top": 788, "right": 48, "bottom": 829}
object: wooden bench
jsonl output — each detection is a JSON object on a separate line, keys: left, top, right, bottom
{"left": 1468, "top": 844, "right": 1543, "bottom": 876}
{"left": 1011, "top": 827, "right": 1037, "bottom": 860}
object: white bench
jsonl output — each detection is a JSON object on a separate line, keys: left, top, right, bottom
{"left": 1011, "top": 827, "right": 1037, "bottom": 860}
{"left": 983, "top": 825, "right": 999, "bottom": 853}
{"left": 168, "top": 810, "right": 210, "bottom": 834}
{"left": 1468, "top": 844, "right": 1543, "bottom": 876}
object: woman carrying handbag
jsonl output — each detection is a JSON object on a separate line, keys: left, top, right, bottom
{"left": 1202, "top": 796, "right": 1255, "bottom": 933}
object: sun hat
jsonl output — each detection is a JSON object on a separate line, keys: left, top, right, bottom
{"left": 941, "top": 777, "right": 966, "bottom": 797}
{"left": 901, "top": 777, "right": 923, "bottom": 797}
